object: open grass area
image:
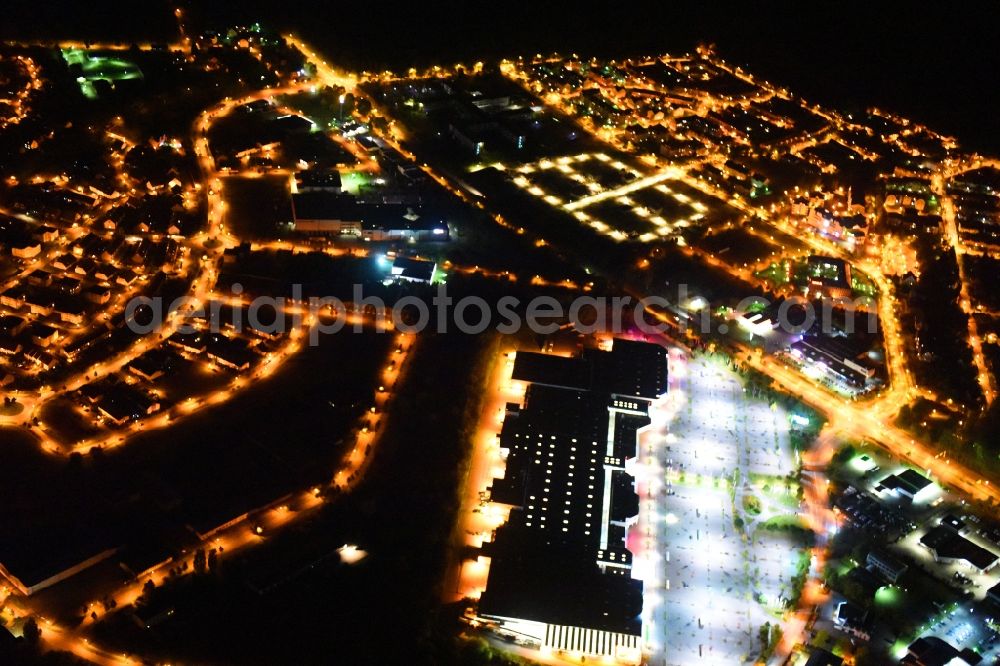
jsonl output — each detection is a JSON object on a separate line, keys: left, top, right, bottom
{"left": 696, "top": 226, "right": 780, "bottom": 267}
{"left": 62, "top": 48, "right": 142, "bottom": 99}
{"left": 755, "top": 258, "right": 799, "bottom": 288}
{"left": 0, "top": 329, "right": 391, "bottom": 602}
{"left": 85, "top": 331, "right": 499, "bottom": 665}
{"left": 38, "top": 397, "right": 102, "bottom": 447}
{"left": 221, "top": 175, "right": 293, "bottom": 239}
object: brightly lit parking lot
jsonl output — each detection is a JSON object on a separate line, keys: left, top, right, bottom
{"left": 633, "top": 350, "right": 805, "bottom": 665}
{"left": 493, "top": 152, "right": 721, "bottom": 242}
{"left": 900, "top": 603, "right": 1000, "bottom": 663}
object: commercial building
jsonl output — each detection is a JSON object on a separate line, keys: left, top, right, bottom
{"left": 987, "top": 582, "right": 1000, "bottom": 606}
{"left": 390, "top": 256, "right": 436, "bottom": 283}
{"left": 804, "top": 647, "right": 843, "bottom": 666}
{"left": 510, "top": 339, "right": 669, "bottom": 399}
{"left": 866, "top": 549, "right": 908, "bottom": 583}
{"left": 876, "top": 469, "right": 935, "bottom": 500}
{"left": 806, "top": 255, "right": 853, "bottom": 300}
{"left": 833, "top": 601, "right": 870, "bottom": 641}
{"left": 477, "top": 339, "right": 667, "bottom": 663}
{"left": 96, "top": 385, "right": 160, "bottom": 427}
{"left": 294, "top": 168, "right": 343, "bottom": 192}
{"left": 291, "top": 192, "right": 449, "bottom": 241}
{"left": 206, "top": 335, "right": 255, "bottom": 372}
{"left": 736, "top": 309, "right": 780, "bottom": 337}
{"left": 790, "top": 334, "right": 874, "bottom": 390}
{"left": 919, "top": 525, "right": 999, "bottom": 574}
{"left": 901, "top": 636, "right": 982, "bottom": 666}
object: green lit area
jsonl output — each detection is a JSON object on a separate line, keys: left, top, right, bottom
{"left": 833, "top": 558, "right": 856, "bottom": 577}
{"left": 851, "top": 268, "right": 879, "bottom": 298}
{"left": 875, "top": 584, "right": 903, "bottom": 607}
{"left": 885, "top": 179, "right": 938, "bottom": 212}
{"left": 850, "top": 453, "right": 879, "bottom": 473}
{"left": 278, "top": 91, "right": 340, "bottom": 130}
{"left": 808, "top": 260, "right": 841, "bottom": 282}
{"left": 749, "top": 178, "right": 771, "bottom": 199}
{"left": 430, "top": 264, "right": 448, "bottom": 285}
{"left": 892, "top": 639, "right": 911, "bottom": 661}
{"left": 340, "top": 170, "right": 372, "bottom": 195}
{"left": 755, "top": 259, "right": 798, "bottom": 287}
{"left": 62, "top": 48, "right": 142, "bottom": 99}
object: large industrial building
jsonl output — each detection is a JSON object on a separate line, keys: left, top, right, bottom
{"left": 477, "top": 339, "right": 667, "bottom": 663}
{"left": 290, "top": 192, "right": 449, "bottom": 241}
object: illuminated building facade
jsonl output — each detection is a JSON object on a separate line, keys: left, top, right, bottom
{"left": 477, "top": 339, "right": 667, "bottom": 663}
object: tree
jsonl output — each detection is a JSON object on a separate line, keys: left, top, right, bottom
{"left": 22, "top": 617, "right": 40, "bottom": 646}
{"left": 208, "top": 548, "right": 219, "bottom": 573}
{"left": 193, "top": 548, "right": 207, "bottom": 575}
{"left": 141, "top": 579, "right": 156, "bottom": 601}
{"left": 758, "top": 622, "right": 770, "bottom": 646}
{"left": 831, "top": 443, "right": 856, "bottom": 467}
{"left": 342, "top": 92, "right": 356, "bottom": 115}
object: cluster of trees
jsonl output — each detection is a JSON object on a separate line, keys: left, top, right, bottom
{"left": 450, "top": 636, "right": 536, "bottom": 666}
{"left": 81, "top": 332, "right": 498, "bottom": 664}
{"left": 968, "top": 402, "right": 1000, "bottom": 478}
{"left": 784, "top": 550, "right": 813, "bottom": 611}
{"left": 0, "top": 616, "right": 90, "bottom": 665}
{"left": 897, "top": 399, "right": 1000, "bottom": 484}
{"left": 906, "top": 238, "right": 981, "bottom": 407}
{"left": 757, "top": 621, "right": 783, "bottom": 662}
{"left": 789, "top": 412, "right": 825, "bottom": 452}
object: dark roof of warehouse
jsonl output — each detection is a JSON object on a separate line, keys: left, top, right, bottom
{"left": 512, "top": 338, "right": 667, "bottom": 400}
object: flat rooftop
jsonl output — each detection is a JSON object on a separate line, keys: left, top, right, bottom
{"left": 878, "top": 468, "right": 933, "bottom": 496}
{"left": 512, "top": 338, "right": 668, "bottom": 400}
{"left": 291, "top": 192, "right": 446, "bottom": 232}
{"left": 920, "top": 525, "right": 999, "bottom": 572}
{"left": 481, "top": 338, "right": 667, "bottom": 637}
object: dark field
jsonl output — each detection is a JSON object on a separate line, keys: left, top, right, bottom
{"left": 0, "top": 328, "right": 390, "bottom": 601}
{"left": 86, "top": 331, "right": 498, "bottom": 665}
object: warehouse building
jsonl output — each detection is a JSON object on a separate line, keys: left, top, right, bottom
{"left": 477, "top": 339, "right": 667, "bottom": 663}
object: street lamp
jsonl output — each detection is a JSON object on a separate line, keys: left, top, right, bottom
{"left": 338, "top": 93, "right": 345, "bottom": 124}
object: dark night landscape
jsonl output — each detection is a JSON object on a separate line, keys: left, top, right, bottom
{"left": 1, "top": 3, "right": 1000, "bottom": 666}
